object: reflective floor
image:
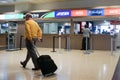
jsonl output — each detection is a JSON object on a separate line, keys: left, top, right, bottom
{"left": 0, "top": 48, "right": 119, "bottom": 80}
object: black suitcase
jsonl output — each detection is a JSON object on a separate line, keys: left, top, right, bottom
{"left": 37, "top": 55, "right": 57, "bottom": 76}
{"left": 34, "top": 46, "right": 57, "bottom": 76}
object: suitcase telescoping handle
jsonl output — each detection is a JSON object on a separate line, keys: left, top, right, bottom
{"left": 33, "top": 45, "right": 40, "bottom": 57}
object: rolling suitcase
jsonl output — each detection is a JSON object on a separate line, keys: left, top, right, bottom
{"left": 34, "top": 46, "right": 57, "bottom": 76}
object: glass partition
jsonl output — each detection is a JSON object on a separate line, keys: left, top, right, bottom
{"left": 0, "top": 22, "right": 9, "bottom": 34}
{"left": 38, "top": 22, "right": 71, "bottom": 34}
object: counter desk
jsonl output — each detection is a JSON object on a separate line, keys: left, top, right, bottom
{"left": 35, "top": 34, "right": 112, "bottom": 50}
{"left": 0, "top": 34, "right": 7, "bottom": 50}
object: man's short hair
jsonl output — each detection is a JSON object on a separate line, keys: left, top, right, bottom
{"left": 25, "top": 13, "right": 32, "bottom": 18}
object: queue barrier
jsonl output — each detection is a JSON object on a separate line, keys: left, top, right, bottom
{"left": 51, "top": 35, "right": 70, "bottom": 52}
{"left": 20, "top": 35, "right": 23, "bottom": 50}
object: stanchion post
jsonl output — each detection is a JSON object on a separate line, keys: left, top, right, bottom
{"left": 20, "top": 35, "right": 23, "bottom": 50}
{"left": 90, "top": 35, "right": 93, "bottom": 52}
{"left": 84, "top": 37, "right": 90, "bottom": 54}
{"left": 59, "top": 31, "right": 61, "bottom": 50}
{"left": 86, "top": 37, "right": 88, "bottom": 51}
{"left": 66, "top": 35, "right": 70, "bottom": 51}
{"left": 110, "top": 31, "right": 115, "bottom": 55}
{"left": 111, "top": 36, "right": 113, "bottom": 55}
{"left": 7, "top": 34, "right": 10, "bottom": 50}
{"left": 51, "top": 36, "right": 56, "bottom": 52}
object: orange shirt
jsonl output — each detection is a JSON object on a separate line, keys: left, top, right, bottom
{"left": 24, "top": 19, "right": 42, "bottom": 41}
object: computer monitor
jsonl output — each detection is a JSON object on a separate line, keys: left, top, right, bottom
{"left": 1, "top": 23, "right": 8, "bottom": 29}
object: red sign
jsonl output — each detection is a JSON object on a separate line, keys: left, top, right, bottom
{"left": 110, "top": 20, "right": 120, "bottom": 25}
{"left": 71, "top": 10, "right": 87, "bottom": 17}
{"left": 104, "top": 8, "right": 120, "bottom": 15}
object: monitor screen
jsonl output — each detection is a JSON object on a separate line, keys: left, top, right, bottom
{"left": 0, "top": 23, "right": 8, "bottom": 34}
{"left": 1, "top": 23, "right": 8, "bottom": 29}
{"left": 9, "top": 22, "right": 17, "bottom": 27}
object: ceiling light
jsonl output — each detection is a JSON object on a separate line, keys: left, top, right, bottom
{"left": 30, "top": 10, "right": 50, "bottom": 12}
{"left": 0, "top": 0, "right": 8, "bottom": 3}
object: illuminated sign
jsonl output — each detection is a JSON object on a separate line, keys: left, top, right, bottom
{"left": 71, "top": 10, "right": 87, "bottom": 16}
{"left": 104, "top": 8, "right": 120, "bottom": 15}
{"left": 30, "top": 12, "right": 47, "bottom": 18}
{"left": 0, "top": 15, "right": 5, "bottom": 20}
{"left": 5, "top": 13, "right": 24, "bottom": 19}
{"left": 55, "top": 10, "right": 71, "bottom": 18}
{"left": 32, "top": 14, "right": 39, "bottom": 18}
{"left": 87, "top": 9, "right": 104, "bottom": 16}
{"left": 41, "top": 12, "right": 54, "bottom": 18}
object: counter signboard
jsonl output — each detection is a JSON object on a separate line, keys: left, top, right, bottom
{"left": 40, "top": 11, "right": 54, "bottom": 18}
{"left": 30, "top": 12, "right": 47, "bottom": 18}
{"left": 55, "top": 10, "right": 71, "bottom": 18}
{"left": 87, "top": 9, "right": 104, "bottom": 16}
{"left": 71, "top": 10, "right": 87, "bottom": 17}
{"left": 5, "top": 13, "right": 24, "bottom": 20}
{"left": 104, "top": 8, "right": 120, "bottom": 15}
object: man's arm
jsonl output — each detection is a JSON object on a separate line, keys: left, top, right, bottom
{"left": 25, "top": 23, "right": 33, "bottom": 43}
{"left": 37, "top": 24, "right": 42, "bottom": 42}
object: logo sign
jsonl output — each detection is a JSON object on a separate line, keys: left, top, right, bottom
{"left": 104, "top": 8, "right": 120, "bottom": 15}
{"left": 87, "top": 9, "right": 104, "bottom": 16}
{"left": 71, "top": 10, "right": 87, "bottom": 16}
{"left": 55, "top": 10, "right": 71, "bottom": 18}
{"left": 23, "top": 12, "right": 47, "bottom": 19}
{"left": 28, "top": 12, "right": 47, "bottom": 18}
{"left": 41, "top": 12, "right": 55, "bottom": 18}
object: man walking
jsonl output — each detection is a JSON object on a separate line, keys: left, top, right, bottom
{"left": 20, "top": 13, "right": 42, "bottom": 70}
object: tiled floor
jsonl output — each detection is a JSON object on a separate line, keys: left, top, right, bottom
{"left": 0, "top": 48, "right": 119, "bottom": 80}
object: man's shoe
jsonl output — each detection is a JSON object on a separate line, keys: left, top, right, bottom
{"left": 20, "top": 61, "right": 26, "bottom": 68}
{"left": 32, "top": 68, "right": 40, "bottom": 70}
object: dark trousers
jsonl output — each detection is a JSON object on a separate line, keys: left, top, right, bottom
{"left": 81, "top": 37, "right": 90, "bottom": 50}
{"left": 23, "top": 38, "right": 39, "bottom": 68}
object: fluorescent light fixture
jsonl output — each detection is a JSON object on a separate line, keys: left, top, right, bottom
{"left": 0, "top": 0, "right": 8, "bottom": 3}
{"left": 30, "top": 10, "right": 50, "bottom": 12}
{"left": 0, "top": 15, "right": 5, "bottom": 20}
{"left": 94, "top": 5, "right": 120, "bottom": 9}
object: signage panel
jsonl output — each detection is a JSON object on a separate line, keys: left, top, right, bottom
{"left": 55, "top": 10, "right": 71, "bottom": 18}
{"left": 41, "top": 12, "right": 54, "bottom": 18}
{"left": 41, "top": 12, "right": 55, "bottom": 18}
{"left": 5, "top": 13, "right": 24, "bottom": 19}
{"left": 104, "top": 8, "right": 120, "bottom": 15}
{"left": 0, "top": 15, "right": 5, "bottom": 20}
{"left": 30, "top": 12, "right": 47, "bottom": 18}
{"left": 87, "top": 9, "right": 104, "bottom": 16}
{"left": 71, "top": 10, "right": 87, "bottom": 16}
{"left": 110, "top": 20, "right": 120, "bottom": 25}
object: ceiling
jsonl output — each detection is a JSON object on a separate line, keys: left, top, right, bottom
{"left": 0, "top": 0, "right": 79, "bottom": 5}
{"left": 0, "top": 0, "right": 120, "bottom": 21}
